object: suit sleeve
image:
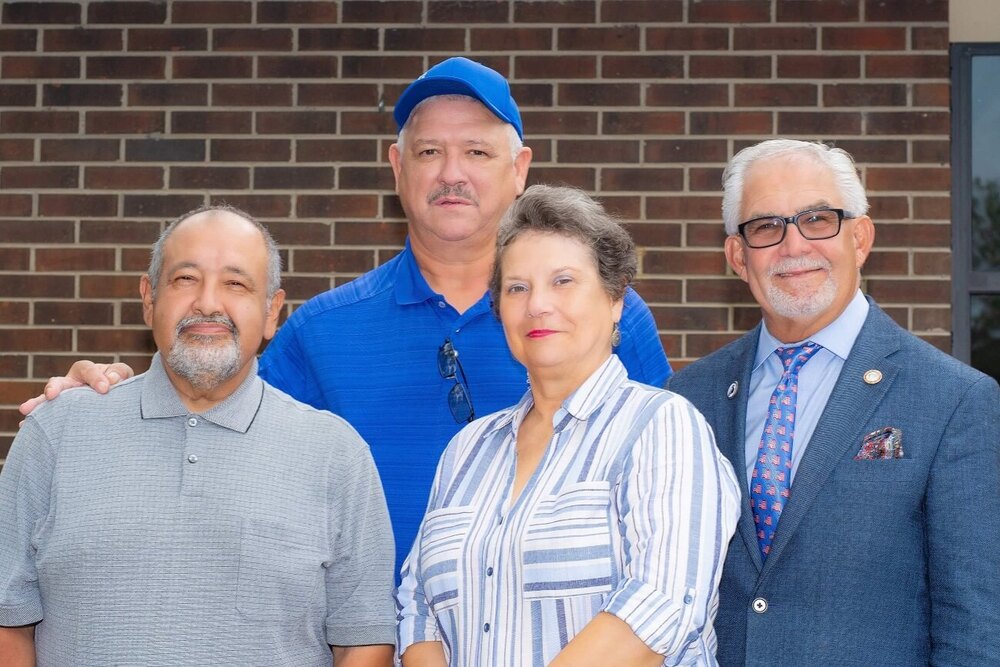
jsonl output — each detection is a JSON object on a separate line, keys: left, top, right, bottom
{"left": 616, "top": 287, "right": 672, "bottom": 386}
{"left": 926, "top": 374, "right": 1000, "bottom": 664}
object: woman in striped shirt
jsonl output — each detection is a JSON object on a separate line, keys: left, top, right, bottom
{"left": 396, "top": 184, "right": 740, "bottom": 667}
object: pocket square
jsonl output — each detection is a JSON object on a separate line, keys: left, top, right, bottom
{"left": 854, "top": 426, "right": 904, "bottom": 460}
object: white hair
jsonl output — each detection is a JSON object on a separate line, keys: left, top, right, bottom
{"left": 396, "top": 94, "right": 523, "bottom": 162}
{"left": 721, "top": 139, "right": 870, "bottom": 235}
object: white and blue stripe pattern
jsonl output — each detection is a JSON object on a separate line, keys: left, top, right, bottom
{"left": 396, "top": 355, "right": 740, "bottom": 666}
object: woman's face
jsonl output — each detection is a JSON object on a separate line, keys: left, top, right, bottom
{"left": 498, "top": 231, "right": 624, "bottom": 384}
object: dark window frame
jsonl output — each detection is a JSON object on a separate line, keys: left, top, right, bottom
{"left": 950, "top": 42, "right": 1000, "bottom": 365}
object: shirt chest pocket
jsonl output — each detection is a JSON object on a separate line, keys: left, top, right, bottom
{"left": 236, "top": 518, "right": 325, "bottom": 621}
{"left": 522, "top": 481, "right": 615, "bottom": 599}
{"left": 417, "top": 506, "right": 475, "bottom": 614}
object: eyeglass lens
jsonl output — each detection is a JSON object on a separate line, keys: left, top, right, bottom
{"left": 742, "top": 208, "right": 843, "bottom": 248}
{"left": 438, "top": 339, "right": 474, "bottom": 423}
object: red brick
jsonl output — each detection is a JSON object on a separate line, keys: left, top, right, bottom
{"left": 778, "top": 55, "right": 860, "bottom": 79}
{"left": 127, "top": 27, "right": 207, "bottom": 51}
{"left": 36, "top": 248, "right": 116, "bottom": 272}
{"left": 866, "top": 197, "right": 908, "bottom": 221}
{"left": 867, "top": 278, "right": 949, "bottom": 303}
{"left": 647, "top": 83, "right": 728, "bottom": 107}
{"left": 86, "top": 56, "right": 165, "bottom": 79}
{"left": 122, "top": 248, "right": 152, "bottom": 271}
{"left": 646, "top": 27, "right": 727, "bottom": 51}
{"left": 80, "top": 219, "right": 160, "bottom": 244}
{"left": 128, "top": 83, "right": 208, "bottom": 106}
{"left": 515, "top": 55, "right": 597, "bottom": 79}
{"left": 297, "top": 195, "right": 380, "bottom": 219}
{"left": 384, "top": 28, "right": 465, "bottom": 51}
{"left": 299, "top": 28, "right": 381, "bottom": 51}
{"left": 79, "top": 274, "right": 141, "bottom": 299}
{"left": 0, "top": 328, "right": 73, "bottom": 351}
{"left": 173, "top": 56, "right": 252, "bottom": 79}
{"left": 558, "top": 26, "right": 639, "bottom": 51}
{"left": 867, "top": 111, "right": 949, "bottom": 135}
{"left": 0, "top": 29, "right": 38, "bottom": 51}
{"left": 735, "top": 83, "right": 818, "bottom": 107}
{"left": 876, "top": 222, "right": 949, "bottom": 247}
{"left": 85, "top": 110, "right": 165, "bottom": 134}
{"left": 687, "top": 277, "right": 757, "bottom": 304}
{"left": 292, "top": 249, "right": 377, "bottom": 274}
{"left": 339, "top": 111, "right": 397, "bottom": 136}
{"left": 0, "top": 140, "right": 34, "bottom": 161}
{"left": 602, "top": 111, "right": 684, "bottom": 134}
{"left": 912, "top": 140, "right": 948, "bottom": 164}
{"left": 557, "top": 139, "right": 639, "bottom": 164}
{"left": 515, "top": 1, "right": 595, "bottom": 23}
{"left": 41, "top": 137, "right": 120, "bottom": 162}
{"left": 823, "top": 83, "right": 906, "bottom": 107}
{"left": 88, "top": 1, "right": 166, "bottom": 24}
{"left": 777, "top": 0, "right": 858, "bottom": 22}
{"left": 344, "top": 55, "right": 427, "bottom": 81}
{"left": 0, "top": 275, "right": 74, "bottom": 299}
{"left": 34, "top": 301, "right": 114, "bottom": 326}
{"left": 470, "top": 28, "right": 552, "bottom": 51}
{"left": 85, "top": 166, "right": 163, "bottom": 190}
{"left": 213, "top": 28, "right": 292, "bottom": 51}
{"left": 559, "top": 83, "right": 640, "bottom": 107}
{"left": 868, "top": 166, "right": 949, "bottom": 191}
{"left": 170, "top": 166, "right": 249, "bottom": 190}
{"left": 341, "top": 1, "right": 423, "bottom": 23}
{"left": 601, "top": 55, "right": 683, "bottom": 79}
{"left": 690, "top": 55, "right": 771, "bottom": 79}
{"left": 171, "top": 111, "right": 252, "bottom": 134}
{"left": 0, "top": 353, "right": 29, "bottom": 376}
{"left": 1, "top": 111, "right": 77, "bottom": 134}
{"left": 913, "top": 250, "right": 950, "bottom": 275}
{"left": 698, "top": 0, "right": 772, "bottom": 21}
{"left": 1, "top": 166, "right": 77, "bottom": 189}
{"left": 912, "top": 26, "right": 948, "bottom": 50}
{"left": 338, "top": 166, "right": 396, "bottom": 190}
{"left": 257, "top": 1, "right": 338, "bottom": 23}
{"left": 297, "top": 83, "right": 379, "bottom": 107}
{"left": 38, "top": 194, "right": 117, "bottom": 218}
{"left": 912, "top": 306, "right": 950, "bottom": 331}
{"left": 645, "top": 197, "right": 722, "bottom": 223}
{"left": 828, "top": 139, "right": 907, "bottom": 163}
{"left": 0, "top": 249, "right": 29, "bottom": 271}
{"left": 429, "top": 0, "right": 508, "bottom": 22}
{"left": 0, "top": 85, "right": 37, "bottom": 106}
{"left": 598, "top": 195, "right": 641, "bottom": 219}
{"left": 864, "top": 249, "right": 908, "bottom": 275}
{"left": 78, "top": 328, "right": 155, "bottom": 353}
{"left": 687, "top": 222, "right": 728, "bottom": 247}
{"left": 125, "top": 138, "right": 205, "bottom": 162}
{"left": 866, "top": 55, "right": 948, "bottom": 79}
{"left": 211, "top": 139, "right": 291, "bottom": 162}
{"left": 43, "top": 28, "right": 123, "bottom": 52}
{"left": 258, "top": 56, "right": 337, "bottom": 79}
{"left": 600, "top": 0, "right": 683, "bottom": 22}
{"left": 601, "top": 168, "right": 683, "bottom": 192}
{"left": 296, "top": 139, "right": 378, "bottom": 163}
{"left": 257, "top": 111, "right": 339, "bottom": 135}
{"left": 865, "top": 0, "right": 947, "bottom": 22}
{"left": 268, "top": 221, "right": 333, "bottom": 246}
{"left": 43, "top": 83, "right": 123, "bottom": 107}
{"left": 651, "top": 305, "right": 729, "bottom": 331}
{"left": 207, "top": 195, "right": 292, "bottom": 218}
{"left": 211, "top": 83, "right": 292, "bottom": 107}
{"left": 172, "top": 1, "right": 252, "bottom": 23}
{"left": 644, "top": 139, "right": 728, "bottom": 164}
{"left": 778, "top": 111, "right": 862, "bottom": 134}
{"left": 822, "top": 26, "right": 906, "bottom": 51}
{"left": 122, "top": 194, "right": 206, "bottom": 218}
{"left": 912, "top": 197, "right": 950, "bottom": 220}
{"left": 646, "top": 249, "right": 727, "bottom": 275}
{"left": 689, "top": 167, "right": 725, "bottom": 191}
{"left": 624, "top": 222, "right": 682, "bottom": 248}
{"left": 912, "top": 83, "right": 948, "bottom": 107}
{"left": 734, "top": 26, "right": 818, "bottom": 51}
{"left": 2, "top": 2, "right": 81, "bottom": 24}
{"left": 0, "top": 195, "right": 33, "bottom": 217}
{"left": 2, "top": 56, "right": 80, "bottom": 79}
{"left": 690, "top": 111, "right": 772, "bottom": 135}
{"left": 254, "top": 167, "right": 334, "bottom": 190}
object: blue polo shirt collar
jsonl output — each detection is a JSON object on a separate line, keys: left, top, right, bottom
{"left": 394, "top": 238, "right": 440, "bottom": 306}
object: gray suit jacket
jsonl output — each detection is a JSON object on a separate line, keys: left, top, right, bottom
{"left": 668, "top": 299, "right": 1000, "bottom": 666}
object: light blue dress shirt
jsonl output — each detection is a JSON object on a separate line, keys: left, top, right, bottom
{"left": 743, "top": 290, "right": 869, "bottom": 488}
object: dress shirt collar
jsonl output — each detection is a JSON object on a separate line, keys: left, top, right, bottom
{"left": 393, "top": 237, "right": 440, "bottom": 306}
{"left": 753, "top": 289, "right": 870, "bottom": 372}
{"left": 140, "top": 352, "right": 264, "bottom": 433}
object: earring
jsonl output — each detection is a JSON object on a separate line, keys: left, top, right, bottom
{"left": 611, "top": 321, "right": 621, "bottom": 347}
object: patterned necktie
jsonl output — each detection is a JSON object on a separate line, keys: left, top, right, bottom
{"left": 750, "top": 341, "right": 822, "bottom": 561}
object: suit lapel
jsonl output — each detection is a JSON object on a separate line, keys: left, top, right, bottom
{"left": 761, "top": 304, "right": 902, "bottom": 572}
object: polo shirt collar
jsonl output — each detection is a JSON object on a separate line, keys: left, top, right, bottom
{"left": 394, "top": 237, "right": 439, "bottom": 306}
{"left": 140, "top": 352, "right": 264, "bottom": 433}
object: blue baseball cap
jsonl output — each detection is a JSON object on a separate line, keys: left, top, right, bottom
{"left": 393, "top": 57, "right": 523, "bottom": 139}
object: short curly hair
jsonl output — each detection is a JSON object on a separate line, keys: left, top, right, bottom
{"left": 489, "top": 184, "right": 636, "bottom": 316}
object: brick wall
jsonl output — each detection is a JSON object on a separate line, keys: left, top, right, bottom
{"left": 0, "top": 0, "right": 951, "bottom": 460}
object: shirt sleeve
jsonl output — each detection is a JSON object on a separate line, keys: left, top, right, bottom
{"left": 324, "top": 438, "right": 396, "bottom": 647}
{"left": 616, "top": 287, "right": 672, "bottom": 387}
{"left": 603, "top": 395, "right": 740, "bottom": 661}
{"left": 0, "top": 417, "right": 55, "bottom": 627}
{"left": 258, "top": 310, "right": 324, "bottom": 410}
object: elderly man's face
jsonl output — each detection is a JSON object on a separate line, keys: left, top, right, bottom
{"left": 724, "top": 154, "right": 874, "bottom": 340}
{"left": 388, "top": 96, "right": 531, "bottom": 249}
{"left": 140, "top": 211, "right": 283, "bottom": 393}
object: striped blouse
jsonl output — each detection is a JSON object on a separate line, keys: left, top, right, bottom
{"left": 396, "top": 355, "right": 740, "bottom": 666}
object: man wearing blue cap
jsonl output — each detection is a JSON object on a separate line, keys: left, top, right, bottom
{"left": 22, "top": 58, "right": 671, "bottom": 577}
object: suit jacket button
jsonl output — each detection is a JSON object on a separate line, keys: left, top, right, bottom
{"left": 752, "top": 597, "right": 768, "bottom": 613}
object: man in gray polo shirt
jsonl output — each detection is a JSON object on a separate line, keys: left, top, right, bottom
{"left": 0, "top": 206, "right": 395, "bottom": 666}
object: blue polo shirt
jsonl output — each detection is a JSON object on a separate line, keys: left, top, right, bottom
{"left": 260, "top": 238, "right": 671, "bottom": 572}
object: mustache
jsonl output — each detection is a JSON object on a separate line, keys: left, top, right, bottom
{"left": 427, "top": 183, "right": 477, "bottom": 205}
{"left": 768, "top": 256, "right": 832, "bottom": 277}
{"left": 175, "top": 314, "right": 237, "bottom": 337}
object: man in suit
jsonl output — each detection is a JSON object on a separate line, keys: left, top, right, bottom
{"left": 668, "top": 138, "right": 1000, "bottom": 666}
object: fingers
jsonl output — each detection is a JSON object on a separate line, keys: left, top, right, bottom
{"left": 18, "top": 393, "right": 48, "bottom": 419}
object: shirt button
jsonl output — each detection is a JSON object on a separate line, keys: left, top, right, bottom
{"left": 437, "top": 301, "right": 446, "bottom": 308}
{"left": 187, "top": 454, "right": 198, "bottom": 464}
{"left": 187, "top": 417, "right": 198, "bottom": 427}
{"left": 752, "top": 597, "right": 768, "bottom": 614}
{"left": 483, "top": 623, "right": 490, "bottom": 633}
{"left": 486, "top": 567, "right": 494, "bottom": 576}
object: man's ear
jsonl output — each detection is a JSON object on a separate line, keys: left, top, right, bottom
{"left": 724, "top": 235, "right": 749, "bottom": 283}
{"left": 388, "top": 143, "right": 402, "bottom": 195}
{"left": 263, "top": 289, "right": 286, "bottom": 340}
{"left": 853, "top": 215, "right": 875, "bottom": 269}
{"left": 512, "top": 146, "right": 532, "bottom": 196}
{"left": 140, "top": 274, "right": 155, "bottom": 327}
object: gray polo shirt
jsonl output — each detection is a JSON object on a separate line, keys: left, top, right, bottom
{"left": 0, "top": 353, "right": 395, "bottom": 666}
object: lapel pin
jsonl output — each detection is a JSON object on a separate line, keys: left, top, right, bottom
{"left": 727, "top": 381, "right": 739, "bottom": 398}
{"left": 863, "top": 369, "right": 883, "bottom": 385}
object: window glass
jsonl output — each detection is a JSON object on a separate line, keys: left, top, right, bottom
{"left": 971, "top": 56, "right": 1000, "bottom": 271}
{"left": 971, "top": 294, "right": 1000, "bottom": 383}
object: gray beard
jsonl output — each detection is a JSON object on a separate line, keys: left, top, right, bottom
{"left": 764, "top": 257, "right": 837, "bottom": 319}
{"left": 165, "top": 315, "right": 242, "bottom": 391}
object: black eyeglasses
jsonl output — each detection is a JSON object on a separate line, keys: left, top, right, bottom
{"left": 438, "top": 338, "right": 475, "bottom": 423}
{"left": 737, "top": 207, "right": 854, "bottom": 249}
